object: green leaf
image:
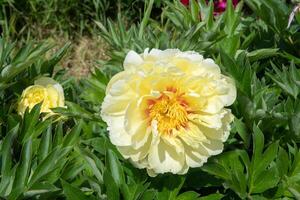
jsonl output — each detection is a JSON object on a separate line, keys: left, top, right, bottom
{"left": 256, "top": 141, "right": 279, "bottom": 175}
{"left": 249, "top": 125, "right": 280, "bottom": 194}
{"left": 53, "top": 102, "right": 101, "bottom": 122}
{"left": 0, "top": 42, "right": 53, "bottom": 83}
{"left": 63, "top": 119, "right": 84, "bottom": 147}
{"left": 176, "top": 191, "right": 199, "bottom": 200}
{"left": 21, "top": 103, "right": 42, "bottom": 143}
{"left": 201, "top": 163, "right": 230, "bottom": 180}
{"left": 9, "top": 139, "right": 32, "bottom": 200}
{"left": 202, "top": 151, "right": 248, "bottom": 198}
{"left": 41, "top": 42, "right": 71, "bottom": 75}
{"left": 61, "top": 159, "right": 85, "bottom": 181}
{"left": 81, "top": 69, "right": 107, "bottom": 105}
{"left": 185, "top": 168, "right": 223, "bottom": 189}
{"left": 247, "top": 48, "right": 279, "bottom": 62}
{"left": 267, "top": 62, "right": 300, "bottom": 99}
{"left": 250, "top": 195, "right": 269, "bottom": 200}
{"left": 252, "top": 124, "right": 264, "bottom": 165}
{"left": 140, "top": 189, "right": 157, "bottom": 200}
{"left": 106, "top": 149, "right": 124, "bottom": 188}
{"left": 103, "top": 169, "right": 120, "bottom": 200}
{"left": 53, "top": 121, "right": 63, "bottom": 147}
{"left": 206, "top": 1, "right": 214, "bottom": 30}
{"left": 28, "top": 147, "right": 71, "bottom": 186}
{"left": 220, "top": 49, "right": 239, "bottom": 78}
{"left": 233, "top": 118, "right": 250, "bottom": 148}
{"left": 32, "top": 118, "right": 52, "bottom": 140}
{"left": 198, "top": 193, "right": 224, "bottom": 200}
{"left": 251, "top": 165, "right": 279, "bottom": 193}
{"left": 24, "top": 182, "right": 60, "bottom": 198}
{"left": 0, "top": 124, "right": 18, "bottom": 195}
{"left": 277, "top": 147, "right": 289, "bottom": 177}
{"left": 155, "top": 175, "right": 185, "bottom": 200}
{"left": 190, "top": 0, "right": 200, "bottom": 22}
{"left": 0, "top": 39, "right": 16, "bottom": 70}
{"left": 38, "top": 124, "right": 52, "bottom": 162}
{"left": 139, "top": 0, "right": 154, "bottom": 38}
{"left": 77, "top": 147, "right": 104, "bottom": 183}
{"left": 83, "top": 137, "right": 106, "bottom": 155}
{"left": 61, "top": 179, "right": 89, "bottom": 200}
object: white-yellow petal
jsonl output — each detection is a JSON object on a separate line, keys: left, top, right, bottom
{"left": 124, "top": 50, "right": 144, "bottom": 72}
{"left": 148, "top": 138, "right": 185, "bottom": 174}
{"left": 184, "top": 145, "right": 208, "bottom": 168}
{"left": 104, "top": 115, "right": 132, "bottom": 146}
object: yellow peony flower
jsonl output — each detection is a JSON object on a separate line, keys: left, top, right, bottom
{"left": 101, "top": 49, "right": 236, "bottom": 176}
{"left": 18, "top": 77, "right": 65, "bottom": 116}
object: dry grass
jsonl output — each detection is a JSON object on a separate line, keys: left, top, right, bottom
{"left": 36, "top": 29, "right": 110, "bottom": 78}
{"left": 11, "top": 22, "right": 110, "bottom": 78}
{"left": 63, "top": 36, "right": 110, "bottom": 77}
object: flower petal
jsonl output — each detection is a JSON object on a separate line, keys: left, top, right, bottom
{"left": 124, "top": 50, "right": 144, "bottom": 72}
{"left": 148, "top": 137, "right": 186, "bottom": 174}
{"left": 118, "top": 130, "right": 152, "bottom": 161}
{"left": 201, "top": 139, "right": 224, "bottom": 156}
{"left": 190, "top": 111, "right": 227, "bottom": 129}
{"left": 104, "top": 115, "right": 132, "bottom": 146}
{"left": 198, "top": 109, "right": 234, "bottom": 142}
{"left": 101, "top": 79, "right": 136, "bottom": 116}
{"left": 177, "top": 122, "right": 208, "bottom": 148}
{"left": 184, "top": 144, "right": 209, "bottom": 168}
{"left": 218, "top": 76, "right": 237, "bottom": 107}
{"left": 35, "top": 77, "right": 65, "bottom": 107}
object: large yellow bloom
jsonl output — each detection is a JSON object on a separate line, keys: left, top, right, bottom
{"left": 101, "top": 49, "right": 236, "bottom": 176}
{"left": 18, "top": 77, "right": 65, "bottom": 116}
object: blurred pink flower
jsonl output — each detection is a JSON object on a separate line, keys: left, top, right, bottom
{"left": 181, "top": 0, "right": 189, "bottom": 6}
{"left": 214, "top": 0, "right": 239, "bottom": 14}
{"left": 180, "top": 0, "right": 239, "bottom": 15}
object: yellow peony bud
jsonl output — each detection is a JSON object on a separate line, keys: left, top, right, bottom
{"left": 101, "top": 49, "right": 237, "bottom": 176}
{"left": 18, "top": 77, "right": 65, "bottom": 116}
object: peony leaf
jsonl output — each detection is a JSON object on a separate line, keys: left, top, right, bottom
{"left": 106, "top": 149, "right": 125, "bottom": 188}
{"left": 63, "top": 119, "right": 84, "bottom": 147}
{"left": 233, "top": 118, "right": 250, "bottom": 148}
{"left": 103, "top": 169, "right": 120, "bottom": 200}
{"left": 0, "top": 125, "right": 19, "bottom": 195}
{"left": 38, "top": 124, "right": 52, "bottom": 162}
{"left": 198, "top": 193, "right": 224, "bottom": 200}
{"left": 9, "top": 139, "right": 32, "bottom": 200}
{"left": 190, "top": 0, "right": 199, "bottom": 22}
{"left": 61, "top": 179, "right": 89, "bottom": 200}
{"left": 247, "top": 48, "right": 279, "bottom": 62}
{"left": 176, "top": 191, "right": 199, "bottom": 200}
{"left": 28, "top": 147, "right": 71, "bottom": 187}
{"left": 20, "top": 103, "right": 42, "bottom": 143}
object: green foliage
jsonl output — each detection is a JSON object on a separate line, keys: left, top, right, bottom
{"left": 0, "top": 0, "right": 110, "bottom": 38}
{"left": 202, "top": 125, "right": 280, "bottom": 199}
{"left": 0, "top": 106, "right": 78, "bottom": 199}
{"left": 0, "top": 0, "right": 300, "bottom": 199}
{"left": 267, "top": 62, "right": 300, "bottom": 99}
{"left": 0, "top": 0, "right": 170, "bottom": 39}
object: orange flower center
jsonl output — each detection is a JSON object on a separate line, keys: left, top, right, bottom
{"left": 147, "top": 88, "right": 189, "bottom": 135}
